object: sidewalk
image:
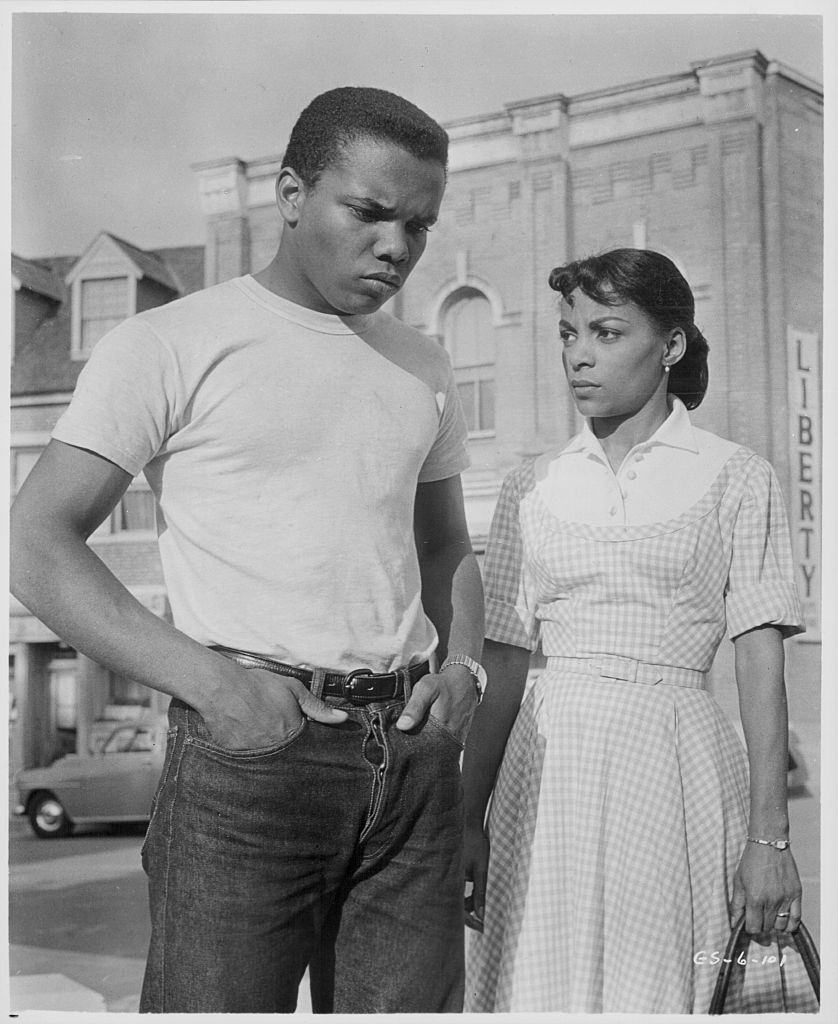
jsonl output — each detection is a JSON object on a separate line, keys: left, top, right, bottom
{"left": 9, "top": 837, "right": 147, "bottom": 1013}
{"left": 8, "top": 776, "right": 820, "bottom": 1013}
{"left": 9, "top": 945, "right": 315, "bottom": 1014}
{"left": 8, "top": 832, "right": 314, "bottom": 1014}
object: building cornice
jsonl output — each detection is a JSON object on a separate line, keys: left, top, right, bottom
{"left": 446, "top": 50, "right": 821, "bottom": 167}
{"left": 11, "top": 393, "right": 74, "bottom": 407}
{"left": 10, "top": 431, "right": 53, "bottom": 447}
{"left": 192, "top": 157, "right": 250, "bottom": 218}
{"left": 223, "top": 51, "right": 822, "bottom": 187}
{"left": 767, "top": 61, "right": 824, "bottom": 102}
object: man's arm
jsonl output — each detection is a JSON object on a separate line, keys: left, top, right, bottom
{"left": 10, "top": 440, "right": 347, "bottom": 747}
{"left": 396, "top": 474, "right": 484, "bottom": 733}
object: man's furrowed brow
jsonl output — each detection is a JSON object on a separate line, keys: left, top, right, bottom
{"left": 347, "top": 196, "right": 395, "bottom": 217}
{"left": 347, "top": 195, "right": 437, "bottom": 226}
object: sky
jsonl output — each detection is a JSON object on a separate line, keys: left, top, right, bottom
{"left": 7, "top": 3, "right": 826, "bottom": 260}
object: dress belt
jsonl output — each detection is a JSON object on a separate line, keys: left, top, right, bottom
{"left": 546, "top": 654, "right": 707, "bottom": 689}
{"left": 209, "top": 644, "right": 429, "bottom": 704}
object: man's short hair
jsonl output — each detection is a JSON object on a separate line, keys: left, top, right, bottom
{"left": 282, "top": 86, "right": 449, "bottom": 186}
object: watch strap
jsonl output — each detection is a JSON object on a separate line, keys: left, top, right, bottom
{"left": 747, "top": 836, "right": 790, "bottom": 851}
{"left": 440, "top": 654, "right": 486, "bottom": 703}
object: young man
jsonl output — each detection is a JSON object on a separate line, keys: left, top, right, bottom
{"left": 10, "top": 87, "right": 485, "bottom": 1014}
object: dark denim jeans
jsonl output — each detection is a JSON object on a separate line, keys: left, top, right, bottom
{"left": 139, "top": 694, "right": 465, "bottom": 1013}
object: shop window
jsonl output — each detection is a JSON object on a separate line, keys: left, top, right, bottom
{"left": 444, "top": 290, "right": 496, "bottom": 435}
{"left": 109, "top": 672, "right": 151, "bottom": 708}
{"left": 49, "top": 657, "right": 78, "bottom": 758}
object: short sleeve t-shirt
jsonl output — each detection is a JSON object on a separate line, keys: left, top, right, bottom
{"left": 52, "top": 275, "right": 470, "bottom": 672}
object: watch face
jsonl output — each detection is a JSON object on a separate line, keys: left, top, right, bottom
{"left": 775, "top": 840, "right": 790, "bottom": 850}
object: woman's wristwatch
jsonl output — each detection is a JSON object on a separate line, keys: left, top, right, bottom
{"left": 440, "top": 654, "right": 487, "bottom": 704}
{"left": 746, "top": 835, "right": 791, "bottom": 851}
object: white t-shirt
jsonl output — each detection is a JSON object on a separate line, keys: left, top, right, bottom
{"left": 53, "top": 275, "right": 470, "bottom": 672}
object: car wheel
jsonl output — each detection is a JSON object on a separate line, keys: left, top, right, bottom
{"left": 28, "top": 792, "right": 73, "bottom": 839}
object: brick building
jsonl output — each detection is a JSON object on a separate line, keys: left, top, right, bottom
{"left": 10, "top": 51, "right": 822, "bottom": 779}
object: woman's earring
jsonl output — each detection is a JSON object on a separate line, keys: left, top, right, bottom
{"left": 663, "top": 365, "right": 671, "bottom": 374}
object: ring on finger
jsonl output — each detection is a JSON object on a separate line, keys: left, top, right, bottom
{"left": 776, "top": 911, "right": 790, "bottom": 918}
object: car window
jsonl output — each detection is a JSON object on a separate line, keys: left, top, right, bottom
{"left": 102, "top": 729, "right": 145, "bottom": 753}
{"left": 130, "top": 727, "right": 155, "bottom": 752}
{"left": 103, "top": 726, "right": 139, "bottom": 754}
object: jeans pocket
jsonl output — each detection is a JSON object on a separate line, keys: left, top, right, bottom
{"left": 425, "top": 712, "right": 466, "bottom": 752}
{"left": 185, "top": 708, "right": 308, "bottom": 762}
{"left": 141, "top": 725, "right": 180, "bottom": 862}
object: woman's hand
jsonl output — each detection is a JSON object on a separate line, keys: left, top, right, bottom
{"left": 463, "top": 821, "right": 490, "bottom": 932}
{"left": 731, "top": 841, "right": 802, "bottom": 940}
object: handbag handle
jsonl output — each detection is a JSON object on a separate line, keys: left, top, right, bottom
{"left": 709, "top": 914, "right": 820, "bottom": 1014}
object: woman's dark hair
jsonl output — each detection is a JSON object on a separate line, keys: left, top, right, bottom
{"left": 282, "top": 86, "right": 449, "bottom": 187}
{"left": 548, "top": 248, "right": 709, "bottom": 409}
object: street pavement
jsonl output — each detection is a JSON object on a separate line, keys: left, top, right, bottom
{"left": 8, "top": 816, "right": 316, "bottom": 1014}
{"left": 8, "top": 777, "right": 822, "bottom": 1015}
{"left": 8, "top": 819, "right": 149, "bottom": 1012}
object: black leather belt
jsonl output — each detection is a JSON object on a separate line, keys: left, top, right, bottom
{"left": 210, "top": 645, "right": 429, "bottom": 704}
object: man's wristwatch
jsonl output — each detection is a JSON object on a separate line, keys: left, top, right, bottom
{"left": 746, "top": 836, "right": 791, "bottom": 851}
{"left": 440, "top": 654, "right": 487, "bottom": 704}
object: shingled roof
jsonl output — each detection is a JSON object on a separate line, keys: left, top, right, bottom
{"left": 12, "top": 239, "right": 204, "bottom": 397}
{"left": 102, "top": 233, "right": 181, "bottom": 291}
{"left": 12, "top": 254, "right": 65, "bottom": 302}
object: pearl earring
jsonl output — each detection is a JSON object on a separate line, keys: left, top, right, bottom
{"left": 663, "top": 365, "right": 670, "bottom": 374}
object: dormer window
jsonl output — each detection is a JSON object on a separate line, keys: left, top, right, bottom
{"left": 80, "top": 276, "right": 130, "bottom": 355}
{"left": 66, "top": 232, "right": 178, "bottom": 361}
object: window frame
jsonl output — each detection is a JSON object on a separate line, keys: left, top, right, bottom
{"left": 11, "top": 447, "right": 44, "bottom": 496}
{"left": 443, "top": 288, "right": 497, "bottom": 438}
{"left": 70, "top": 272, "right": 136, "bottom": 360}
{"left": 90, "top": 480, "right": 158, "bottom": 541}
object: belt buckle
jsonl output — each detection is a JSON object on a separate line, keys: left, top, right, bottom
{"left": 595, "top": 655, "right": 638, "bottom": 683}
{"left": 343, "top": 667, "right": 384, "bottom": 701}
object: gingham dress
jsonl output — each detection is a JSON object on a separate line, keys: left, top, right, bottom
{"left": 465, "top": 421, "right": 814, "bottom": 1013}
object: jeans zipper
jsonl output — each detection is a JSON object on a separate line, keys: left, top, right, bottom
{"left": 360, "top": 712, "right": 388, "bottom": 843}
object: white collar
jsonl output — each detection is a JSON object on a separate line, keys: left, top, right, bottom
{"left": 560, "top": 397, "right": 700, "bottom": 462}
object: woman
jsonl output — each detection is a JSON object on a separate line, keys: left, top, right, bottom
{"left": 463, "top": 249, "right": 811, "bottom": 1013}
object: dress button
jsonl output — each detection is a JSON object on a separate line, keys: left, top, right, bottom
{"left": 635, "top": 453, "right": 644, "bottom": 462}
{"left": 627, "top": 470, "right": 637, "bottom": 480}
{"left": 609, "top": 506, "right": 617, "bottom": 516}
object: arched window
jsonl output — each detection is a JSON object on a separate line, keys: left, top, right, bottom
{"left": 444, "top": 289, "right": 495, "bottom": 434}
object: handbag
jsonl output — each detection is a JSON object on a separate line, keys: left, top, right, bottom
{"left": 709, "top": 914, "right": 820, "bottom": 1014}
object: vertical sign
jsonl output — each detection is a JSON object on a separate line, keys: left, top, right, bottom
{"left": 787, "top": 327, "right": 821, "bottom": 640}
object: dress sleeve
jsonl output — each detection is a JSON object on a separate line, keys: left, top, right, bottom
{"left": 724, "top": 457, "right": 805, "bottom": 640}
{"left": 484, "top": 463, "right": 540, "bottom": 651}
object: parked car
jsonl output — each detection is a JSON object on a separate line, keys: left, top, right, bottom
{"left": 14, "top": 719, "right": 169, "bottom": 838}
